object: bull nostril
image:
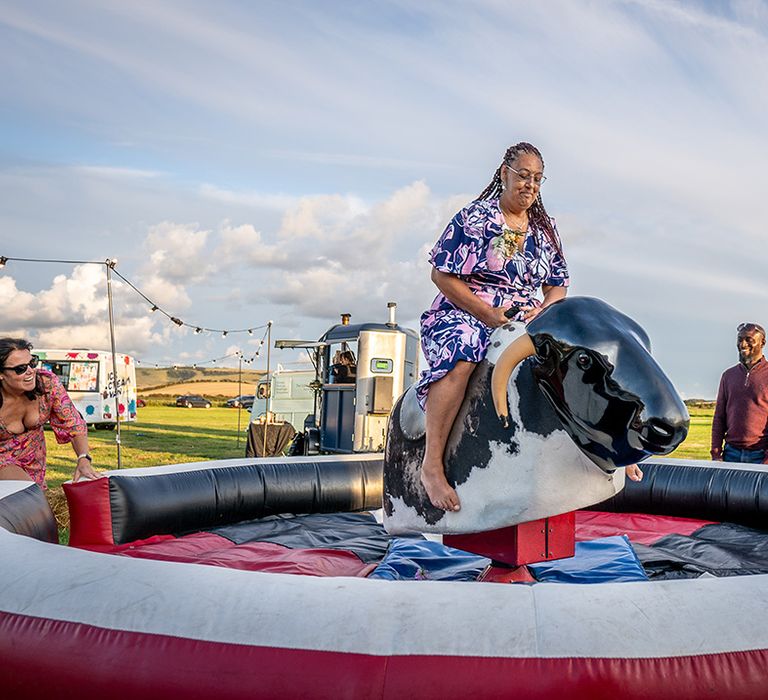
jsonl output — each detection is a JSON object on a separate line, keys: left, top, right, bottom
{"left": 649, "top": 422, "right": 672, "bottom": 438}
{"left": 639, "top": 418, "right": 681, "bottom": 448}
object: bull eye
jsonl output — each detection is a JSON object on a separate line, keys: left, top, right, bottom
{"left": 576, "top": 352, "right": 592, "bottom": 370}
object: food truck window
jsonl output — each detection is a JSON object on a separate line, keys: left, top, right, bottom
{"left": 42, "top": 361, "right": 71, "bottom": 388}
{"left": 257, "top": 382, "right": 270, "bottom": 399}
{"left": 327, "top": 341, "right": 358, "bottom": 384}
{"left": 41, "top": 361, "right": 99, "bottom": 392}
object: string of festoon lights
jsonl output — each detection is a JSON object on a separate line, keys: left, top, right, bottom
{"left": 109, "top": 266, "right": 269, "bottom": 337}
{"left": 0, "top": 254, "right": 274, "bottom": 465}
{"left": 0, "top": 256, "right": 270, "bottom": 337}
{"left": 136, "top": 326, "right": 270, "bottom": 369}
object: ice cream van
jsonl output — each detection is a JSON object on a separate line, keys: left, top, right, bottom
{"left": 36, "top": 349, "right": 138, "bottom": 429}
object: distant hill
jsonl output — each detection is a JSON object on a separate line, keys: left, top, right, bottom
{"left": 137, "top": 366, "right": 265, "bottom": 392}
{"left": 684, "top": 399, "right": 716, "bottom": 409}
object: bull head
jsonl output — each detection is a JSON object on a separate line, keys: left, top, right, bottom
{"left": 491, "top": 297, "right": 689, "bottom": 471}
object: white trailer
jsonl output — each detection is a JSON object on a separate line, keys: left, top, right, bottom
{"left": 250, "top": 366, "right": 316, "bottom": 432}
{"left": 36, "top": 349, "right": 138, "bottom": 428}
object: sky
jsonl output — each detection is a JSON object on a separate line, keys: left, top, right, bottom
{"left": 1, "top": 0, "right": 767, "bottom": 398}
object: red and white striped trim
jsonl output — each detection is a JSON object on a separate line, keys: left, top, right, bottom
{"left": 1, "top": 527, "right": 767, "bottom": 698}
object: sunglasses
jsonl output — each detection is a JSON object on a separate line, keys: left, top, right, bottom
{"left": 2, "top": 355, "right": 40, "bottom": 375}
{"left": 738, "top": 323, "right": 766, "bottom": 336}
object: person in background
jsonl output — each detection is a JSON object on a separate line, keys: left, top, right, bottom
{"left": 0, "top": 337, "right": 100, "bottom": 487}
{"left": 711, "top": 323, "right": 768, "bottom": 464}
{"left": 330, "top": 349, "right": 357, "bottom": 384}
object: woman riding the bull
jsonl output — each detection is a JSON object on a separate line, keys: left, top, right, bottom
{"left": 416, "top": 142, "right": 642, "bottom": 511}
{"left": 417, "top": 143, "right": 565, "bottom": 512}
{"left": 417, "top": 142, "right": 643, "bottom": 513}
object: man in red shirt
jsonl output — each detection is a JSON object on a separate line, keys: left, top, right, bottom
{"left": 711, "top": 322, "right": 768, "bottom": 464}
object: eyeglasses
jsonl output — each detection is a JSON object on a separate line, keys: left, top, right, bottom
{"left": 505, "top": 164, "right": 546, "bottom": 186}
{"left": 2, "top": 355, "right": 40, "bottom": 375}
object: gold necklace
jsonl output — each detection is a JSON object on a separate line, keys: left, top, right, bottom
{"left": 500, "top": 206, "right": 528, "bottom": 229}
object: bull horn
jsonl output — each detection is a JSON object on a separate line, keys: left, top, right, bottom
{"left": 491, "top": 334, "right": 536, "bottom": 427}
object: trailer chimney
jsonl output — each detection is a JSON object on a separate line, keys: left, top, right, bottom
{"left": 387, "top": 302, "right": 397, "bottom": 327}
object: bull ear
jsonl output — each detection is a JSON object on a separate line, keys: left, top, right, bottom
{"left": 491, "top": 334, "right": 536, "bottom": 427}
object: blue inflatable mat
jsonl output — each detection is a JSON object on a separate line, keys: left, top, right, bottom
{"left": 369, "top": 538, "right": 490, "bottom": 581}
{"left": 528, "top": 535, "right": 648, "bottom": 584}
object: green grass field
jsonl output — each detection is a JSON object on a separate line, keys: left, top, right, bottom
{"left": 667, "top": 406, "right": 714, "bottom": 460}
{"left": 44, "top": 405, "right": 253, "bottom": 489}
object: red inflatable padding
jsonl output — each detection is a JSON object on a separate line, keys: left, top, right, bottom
{"left": 77, "top": 534, "right": 177, "bottom": 553}
{"left": 63, "top": 477, "right": 113, "bottom": 546}
{"left": 113, "top": 532, "right": 375, "bottom": 577}
{"left": 1, "top": 609, "right": 766, "bottom": 700}
{"left": 575, "top": 511, "right": 715, "bottom": 545}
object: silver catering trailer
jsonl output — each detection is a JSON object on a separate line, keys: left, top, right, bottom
{"left": 275, "top": 303, "right": 419, "bottom": 454}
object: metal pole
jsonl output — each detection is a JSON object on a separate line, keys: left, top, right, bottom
{"left": 263, "top": 321, "right": 272, "bottom": 457}
{"left": 105, "top": 260, "right": 122, "bottom": 469}
{"left": 236, "top": 352, "right": 243, "bottom": 450}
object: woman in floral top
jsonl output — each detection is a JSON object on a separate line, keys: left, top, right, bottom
{"left": 0, "top": 338, "right": 99, "bottom": 488}
{"left": 417, "top": 142, "right": 569, "bottom": 512}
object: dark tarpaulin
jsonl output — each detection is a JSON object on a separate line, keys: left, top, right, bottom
{"left": 210, "top": 511, "right": 411, "bottom": 564}
{"left": 633, "top": 522, "right": 768, "bottom": 580}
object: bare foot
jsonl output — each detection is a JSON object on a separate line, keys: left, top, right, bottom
{"left": 420, "top": 461, "right": 460, "bottom": 511}
{"left": 626, "top": 464, "right": 643, "bottom": 481}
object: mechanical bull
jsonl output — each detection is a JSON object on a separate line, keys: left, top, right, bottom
{"left": 383, "top": 297, "right": 689, "bottom": 534}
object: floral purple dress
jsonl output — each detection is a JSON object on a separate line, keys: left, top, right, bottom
{"left": 415, "top": 198, "right": 569, "bottom": 407}
{"left": 0, "top": 369, "right": 87, "bottom": 488}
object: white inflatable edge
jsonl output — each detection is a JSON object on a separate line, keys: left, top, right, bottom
{"left": 1, "top": 527, "right": 767, "bottom": 659}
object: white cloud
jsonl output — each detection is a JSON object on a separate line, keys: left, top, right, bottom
{"left": 141, "top": 221, "right": 212, "bottom": 285}
{"left": 219, "top": 182, "right": 456, "bottom": 320}
{"left": 198, "top": 185, "right": 297, "bottom": 210}
{"left": 0, "top": 264, "right": 168, "bottom": 354}
{"left": 70, "top": 165, "right": 163, "bottom": 179}
{"left": 214, "top": 222, "right": 289, "bottom": 269}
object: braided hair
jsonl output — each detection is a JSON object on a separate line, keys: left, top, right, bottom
{"left": 477, "top": 142, "right": 561, "bottom": 253}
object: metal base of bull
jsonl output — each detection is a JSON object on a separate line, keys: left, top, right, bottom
{"left": 445, "top": 511, "right": 575, "bottom": 567}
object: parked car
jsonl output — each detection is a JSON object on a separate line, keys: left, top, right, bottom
{"left": 136, "top": 397, "right": 147, "bottom": 408}
{"left": 175, "top": 394, "right": 212, "bottom": 409}
{"left": 226, "top": 395, "right": 255, "bottom": 409}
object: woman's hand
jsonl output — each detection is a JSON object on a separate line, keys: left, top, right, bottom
{"left": 480, "top": 306, "right": 514, "bottom": 328}
{"left": 625, "top": 464, "right": 643, "bottom": 482}
{"left": 520, "top": 305, "right": 543, "bottom": 322}
{"left": 73, "top": 457, "right": 101, "bottom": 482}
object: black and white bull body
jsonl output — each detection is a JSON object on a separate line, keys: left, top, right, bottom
{"left": 383, "top": 297, "right": 689, "bottom": 534}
